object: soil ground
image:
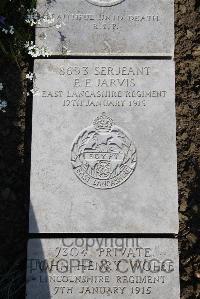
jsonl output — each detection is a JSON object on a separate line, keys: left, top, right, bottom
{"left": 0, "top": 0, "right": 200, "bottom": 298}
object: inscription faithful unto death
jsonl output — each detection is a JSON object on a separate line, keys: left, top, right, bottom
{"left": 36, "top": 0, "right": 174, "bottom": 56}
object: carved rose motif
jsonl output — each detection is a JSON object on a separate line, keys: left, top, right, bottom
{"left": 95, "top": 161, "right": 111, "bottom": 179}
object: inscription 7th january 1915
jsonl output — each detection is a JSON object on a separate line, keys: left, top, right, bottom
{"left": 26, "top": 238, "right": 180, "bottom": 298}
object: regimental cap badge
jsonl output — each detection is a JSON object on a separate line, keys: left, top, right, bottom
{"left": 71, "top": 112, "right": 137, "bottom": 189}
{"left": 93, "top": 112, "right": 114, "bottom": 133}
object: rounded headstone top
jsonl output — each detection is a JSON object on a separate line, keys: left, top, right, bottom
{"left": 86, "top": 0, "right": 125, "bottom": 7}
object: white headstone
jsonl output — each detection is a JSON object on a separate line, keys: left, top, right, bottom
{"left": 29, "top": 59, "right": 178, "bottom": 234}
{"left": 35, "top": 0, "right": 174, "bottom": 56}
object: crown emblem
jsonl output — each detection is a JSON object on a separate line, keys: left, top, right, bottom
{"left": 93, "top": 112, "right": 114, "bottom": 132}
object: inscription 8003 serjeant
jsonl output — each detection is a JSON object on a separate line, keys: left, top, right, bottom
{"left": 71, "top": 113, "right": 137, "bottom": 189}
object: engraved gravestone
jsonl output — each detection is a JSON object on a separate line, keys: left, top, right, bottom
{"left": 29, "top": 59, "right": 178, "bottom": 233}
{"left": 26, "top": 238, "right": 180, "bottom": 298}
{"left": 36, "top": 0, "right": 174, "bottom": 56}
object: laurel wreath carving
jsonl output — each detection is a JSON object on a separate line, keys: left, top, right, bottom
{"left": 109, "top": 128, "right": 137, "bottom": 179}
{"left": 71, "top": 129, "right": 95, "bottom": 168}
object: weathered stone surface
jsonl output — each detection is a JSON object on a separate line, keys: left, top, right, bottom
{"left": 29, "top": 59, "right": 178, "bottom": 233}
{"left": 36, "top": 0, "right": 174, "bottom": 56}
{"left": 26, "top": 238, "right": 180, "bottom": 298}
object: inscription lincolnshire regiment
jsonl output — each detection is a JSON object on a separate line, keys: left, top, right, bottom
{"left": 71, "top": 113, "right": 137, "bottom": 189}
{"left": 86, "top": 0, "right": 125, "bottom": 6}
